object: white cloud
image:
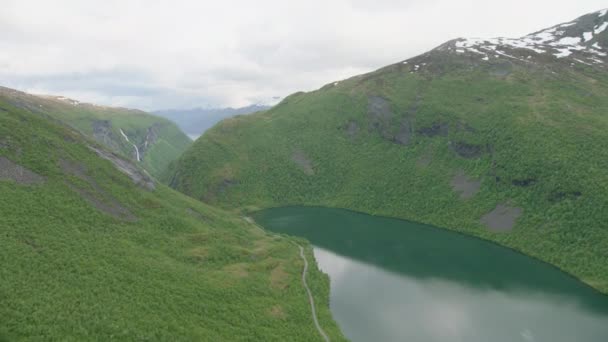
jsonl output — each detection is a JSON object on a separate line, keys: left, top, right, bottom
{"left": 0, "top": 0, "right": 606, "bottom": 110}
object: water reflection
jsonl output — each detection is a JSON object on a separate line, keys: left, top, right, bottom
{"left": 253, "top": 207, "right": 608, "bottom": 342}
{"left": 314, "top": 246, "right": 608, "bottom": 342}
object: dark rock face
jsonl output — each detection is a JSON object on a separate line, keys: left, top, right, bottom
{"left": 367, "top": 96, "right": 413, "bottom": 146}
{"left": 140, "top": 123, "right": 162, "bottom": 156}
{"left": 393, "top": 119, "right": 412, "bottom": 145}
{"left": 0, "top": 156, "right": 45, "bottom": 185}
{"left": 549, "top": 191, "right": 582, "bottom": 203}
{"left": 450, "top": 141, "right": 485, "bottom": 159}
{"left": 92, "top": 120, "right": 120, "bottom": 151}
{"left": 367, "top": 96, "right": 394, "bottom": 140}
{"left": 417, "top": 122, "right": 449, "bottom": 137}
{"left": 512, "top": 178, "right": 537, "bottom": 187}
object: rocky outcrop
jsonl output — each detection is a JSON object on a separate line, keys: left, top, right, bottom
{"left": 88, "top": 145, "right": 155, "bottom": 190}
{"left": 480, "top": 204, "right": 523, "bottom": 232}
{"left": 450, "top": 171, "right": 481, "bottom": 199}
{"left": 367, "top": 96, "right": 413, "bottom": 146}
{"left": 0, "top": 156, "right": 45, "bottom": 185}
{"left": 140, "top": 123, "right": 162, "bottom": 157}
{"left": 92, "top": 120, "right": 121, "bottom": 151}
{"left": 292, "top": 149, "right": 314, "bottom": 175}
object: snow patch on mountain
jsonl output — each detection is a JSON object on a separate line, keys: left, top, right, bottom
{"left": 595, "top": 22, "right": 608, "bottom": 35}
{"left": 56, "top": 96, "right": 80, "bottom": 106}
{"left": 447, "top": 9, "right": 607, "bottom": 65}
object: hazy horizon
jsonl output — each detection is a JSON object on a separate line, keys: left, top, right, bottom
{"left": 1, "top": 0, "right": 606, "bottom": 111}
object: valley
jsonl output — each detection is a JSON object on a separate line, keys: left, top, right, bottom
{"left": 2, "top": 4, "right": 608, "bottom": 341}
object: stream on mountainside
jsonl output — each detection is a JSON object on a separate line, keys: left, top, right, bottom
{"left": 253, "top": 206, "right": 608, "bottom": 342}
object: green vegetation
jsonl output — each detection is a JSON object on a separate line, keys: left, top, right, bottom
{"left": 169, "top": 45, "right": 608, "bottom": 293}
{"left": 0, "top": 87, "right": 191, "bottom": 179}
{"left": 0, "top": 96, "right": 345, "bottom": 340}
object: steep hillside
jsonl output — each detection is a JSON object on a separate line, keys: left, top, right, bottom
{"left": 0, "top": 87, "right": 192, "bottom": 178}
{"left": 169, "top": 10, "right": 608, "bottom": 293}
{"left": 0, "top": 95, "right": 344, "bottom": 340}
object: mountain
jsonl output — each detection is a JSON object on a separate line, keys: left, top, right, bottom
{"left": 154, "top": 104, "right": 271, "bottom": 139}
{"left": 168, "top": 9, "right": 608, "bottom": 294}
{"left": 0, "top": 89, "right": 344, "bottom": 340}
{"left": 0, "top": 87, "right": 192, "bottom": 178}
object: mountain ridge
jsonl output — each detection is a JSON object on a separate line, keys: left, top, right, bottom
{"left": 0, "top": 86, "right": 191, "bottom": 178}
{"left": 0, "top": 88, "right": 345, "bottom": 340}
{"left": 168, "top": 9, "right": 608, "bottom": 294}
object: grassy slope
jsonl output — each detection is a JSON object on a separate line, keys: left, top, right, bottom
{"left": 0, "top": 88, "right": 191, "bottom": 179}
{"left": 170, "top": 56, "right": 608, "bottom": 293}
{"left": 0, "top": 99, "right": 344, "bottom": 340}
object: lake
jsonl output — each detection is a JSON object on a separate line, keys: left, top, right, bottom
{"left": 253, "top": 206, "right": 608, "bottom": 342}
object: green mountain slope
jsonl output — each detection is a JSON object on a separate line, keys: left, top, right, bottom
{"left": 169, "top": 10, "right": 608, "bottom": 293}
{"left": 0, "top": 94, "right": 344, "bottom": 340}
{"left": 0, "top": 87, "right": 192, "bottom": 178}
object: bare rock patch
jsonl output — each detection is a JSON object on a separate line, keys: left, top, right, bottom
{"left": 451, "top": 171, "right": 481, "bottom": 199}
{"left": 88, "top": 145, "right": 155, "bottom": 190}
{"left": 393, "top": 118, "right": 412, "bottom": 145}
{"left": 367, "top": 96, "right": 394, "bottom": 140}
{"left": 92, "top": 120, "right": 120, "bottom": 151}
{"left": 292, "top": 149, "right": 314, "bottom": 175}
{"left": 480, "top": 204, "right": 523, "bottom": 232}
{"left": 0, "top": 156, "right": 45, "bottom": 185}
{"left": 367, "top": 96, "right": 414, "bottom": 146}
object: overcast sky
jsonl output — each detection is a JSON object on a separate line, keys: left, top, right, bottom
{"left": 1, "top": 0, "right": 606, "bottom": 110}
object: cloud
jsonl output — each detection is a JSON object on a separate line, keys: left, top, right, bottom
{"left": 1, "top": 0, "right": 606, "bottom": 110}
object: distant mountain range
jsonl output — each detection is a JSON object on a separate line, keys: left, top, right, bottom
{"left": 154, "top": 104, "right": 271, "bottom": 139}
